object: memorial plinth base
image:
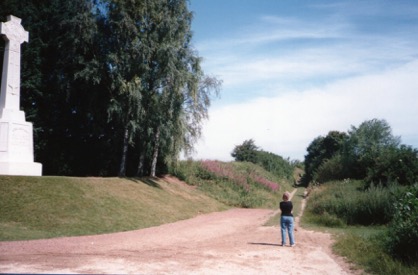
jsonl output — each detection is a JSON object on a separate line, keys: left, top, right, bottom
{"left": 0, "top": 109, "right": 43, "bottom": 176}
{"left": 0, "top": 161, "right": 42, "bottom": 176}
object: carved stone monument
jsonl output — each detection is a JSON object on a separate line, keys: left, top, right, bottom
{"left": 0, "top": 15, "right": 42, "bottom": 176}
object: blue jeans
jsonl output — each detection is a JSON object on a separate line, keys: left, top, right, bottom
{"left": 281, "top": 215, "right": 295, "bottom": 245}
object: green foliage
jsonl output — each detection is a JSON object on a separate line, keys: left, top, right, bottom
{"left": 334, "top": 232, "right": 418, "bottom": 275}
{"left": 366, "top": 145, "right": 418, "bottom": 187}
{"left": 346, "top": 118, "right": 401, "bottom": 180}
{"left": 102, "top": 0, "right": 221, "bottom": 176}
{"left": 303, "top": 179, "right": 418, "bottom": 273}
{"left": 304, "top": 119, "right": 418, "bottom": 186}
{"left": 305, "top": 180, "right": 396, "bottom": 226}
{"left": 1, "top": 0, "right": 114, "bottom": 176}
{"left": 231, "top": 139, "right": 294, "bottom": 180}
{"left": 231, "top": 139, "right": 259, "bottom": 163}
{"left": 385, "top": 184, "right": 418, "bottom": 263}
{"left": 0, "top": 0, "right": 220, "bottom": 177}
{"left": 303, "top": 180, "right": 418, "bottom": 274}
{"left": 304, "top": 131, "right": 347, "bottom": 183}
{"left": 303, "top": 210, "right": 346, "bottom": 228}
{"left": 255, "top": 150, "right": 293, "bottom": 180}
{"left": 314, "top": 154, "right": 345, "bottom": 183}
{"left": 170, "top": 160, "right": 291, "bottom": 209}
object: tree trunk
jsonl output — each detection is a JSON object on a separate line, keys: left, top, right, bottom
{"left": 118, "top": 127, "right": 129, "bottom": 177}
{"left": 150, "top": 127, "right": 160, "bottom": 177}
{"left": 136, "top": 151, "right": 145, "bottom": 177}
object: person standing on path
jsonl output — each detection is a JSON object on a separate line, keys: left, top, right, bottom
{"left": 280, "top": 191, "right": 295, "bottom": 247}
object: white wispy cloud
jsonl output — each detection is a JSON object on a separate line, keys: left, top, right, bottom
{"left": 198, "top": 15, "right": 417, "bottom": 94}
{"left": 193, "top": 60, "right": 418, "bottom": 161}
{"left": 190, "top": 2, "right": 418, "bottom": 161}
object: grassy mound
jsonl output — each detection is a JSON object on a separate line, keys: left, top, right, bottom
{"left": 171, "top": 160, "right": 295, "bottom": 209}
{"left": 1, "top": 160, "right": 294, "bottom": 241}
{"left": 0, "top": 176, "right": 227, "bottom": 241}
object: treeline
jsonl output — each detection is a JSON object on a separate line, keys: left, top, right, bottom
{"left": 304, "top": 118, "right": 418, "bottom": 186}
{"left": 303, "top": 118, "right": 418, "bottom": 266}
{"left": 230, "top": 139, "right": 295, "bottom": 180}
{"left": 0, "top": 0, "right": 221, "bottom": 177}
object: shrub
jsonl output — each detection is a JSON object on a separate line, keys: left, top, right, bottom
{"left": 304, "top": 131, "right": 348, "bottom": 183}
{"left": 385, "top": 184, "right": 418, "bottom": 263}
{"left": 255, "top": 150, "right": 293, "bottom": 180}
{"left": 231, "top": 140, "right": 294, "bottom": 180}
{"left": 306, "top": 180, "right": 396, "bottom": 226}
{"left": 314, "top": 154, "right": 345, "bottom": 183}
{"left": 170, "top": 160, "right": 285, "bottom": 209}
{"left": 366, "top": 145, "right": 418, "bottom": 186}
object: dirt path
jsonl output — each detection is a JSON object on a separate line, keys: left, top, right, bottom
{"left": 0, "top": 190, "right": 355, "bottom": 274}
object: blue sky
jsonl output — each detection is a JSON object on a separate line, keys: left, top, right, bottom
{"left": 187, "top": 0, "right": 418, "bottom": 161}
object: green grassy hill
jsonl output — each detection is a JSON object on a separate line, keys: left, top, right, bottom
{"left": 1, "top": 161, "right": 297, "bottom": 241}
{"left": 0, "top": 175, "right": 228, "bottom": 241}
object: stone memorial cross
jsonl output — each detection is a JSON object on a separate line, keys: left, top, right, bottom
{"left": 0, "top": 15, "right": 42, "bottom": 176}
{"left": 0, "top": 15, "right": 28, "bottom": 117}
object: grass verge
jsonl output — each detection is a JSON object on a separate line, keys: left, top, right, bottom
{"left": 301, "top": 181, "right": 418, "bottom": 275}
{"left": 0, "top": 175, "right": 227, "bottom": 241}
{"left": 333, "top": 230, "right": 418, "bottom": 275}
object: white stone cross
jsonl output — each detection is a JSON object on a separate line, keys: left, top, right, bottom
{"left": 0, "top": 15, "right": 29, "bottom": 114}
{"left": 0, "top": 15, "right": 41, "bottom": 176}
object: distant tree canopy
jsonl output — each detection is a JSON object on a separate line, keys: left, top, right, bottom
{"left": 0, "top": 0, "right": 221, "bottom": 176}
{"left": 231, "top": 139, "right": 293, "bottom": 179}
{"left": 304, "top": 131, "right": 347, "bottom": 183}
{"left": 231, "top": 139, "right": 259, "bottom": 163}
{"left": 304, "top": 119, "right": 418, "bottom": 186}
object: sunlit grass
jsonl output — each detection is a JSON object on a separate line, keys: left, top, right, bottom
{"left": 300, "top": 180, "right": 417, "bottom": 274}
{"left": 333, "top": 229, "right": 418, "bottom": 275}
{"left": 0, "top": 175, "right": 227, "bottom": 241}
{"left": 171, "top": 160, "right": 292, "bottom": 209}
